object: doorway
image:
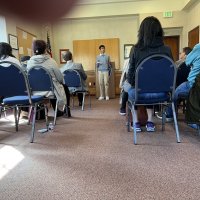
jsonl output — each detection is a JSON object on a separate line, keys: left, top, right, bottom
{"left": 188, "top": 26, "right": 199, "bottom": 48}
{"left": 164, "top": 36, "right": 180, "bottom": 61}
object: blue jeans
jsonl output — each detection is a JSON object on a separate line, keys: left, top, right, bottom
{"left": 166, "top": 81, "right": 191, "bottom": 117}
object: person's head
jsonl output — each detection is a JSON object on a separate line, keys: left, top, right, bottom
{"left": 99, "top": 45, "right": 105, "bottom": 54}
{"left": 63, "top": 50, "right": 72, "bottom": 62}
{"left": 0, "top": 42, "right": 14, "bottom": 59}
{"left": 32, "top": 40, "right": 47, "bottom": 55}
{"left": 136, "top": 16, "right": 164, "bottom": 49}
{"left": 20, "top": 56, "right": 30, "bottom": 67}
{"left": 179, "top": 47, "right": 192, "bottom": 60}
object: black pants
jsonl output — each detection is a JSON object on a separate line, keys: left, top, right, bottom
{"left": 77, "top": 93, "right": 83, "bottom": 104}
{"left": 120, "top": 91, "right": 128, "bottom": 110}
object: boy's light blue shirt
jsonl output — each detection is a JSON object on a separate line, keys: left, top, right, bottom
{"left": 96, "top": 54, "right": 110, "bottom": 71}
{"left": 186, "top": 43, "right": 200, "bottom": 88}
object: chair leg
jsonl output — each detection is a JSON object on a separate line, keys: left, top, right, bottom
{"left": 30, "top": 105, "right": 37, "bottom": 143}
{"left": 161, "top": 105, "right": 165, "bottom": 131}
{"left": 82, "top": 93, "right": 85, "bottom": 111}
{"left": 127, "top": 104, "right": 131, "bottom": 132}
{"left": 89, "top": 92, "right": 91, "bottom": 108}
{"left": 132, "top": 104, "right": 137, "bottom": 145}
{"left": 14, "top": 106, "right": 19, "bottom": 132}
{"left": 44, "top": 104, "right": 49, "bottom": 130}
{"left": 53, "top": 99, "right": 58, "bottom": 126}
{"left": 172, "top": 102, "right": 181, "bottom": 143}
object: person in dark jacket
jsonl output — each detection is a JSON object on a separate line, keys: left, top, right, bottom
{"left": 124, "top": 16, "right": 173, "bottom": 132}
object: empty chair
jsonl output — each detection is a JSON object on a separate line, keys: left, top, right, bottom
{"left": 127, "top": 54, "right": 180, "bottom": 144}
{"left": 63, "top": 69, "right": 91, "bottom": 111}
{"left": 0, "top": 61, "right": 45, "bottom": 143}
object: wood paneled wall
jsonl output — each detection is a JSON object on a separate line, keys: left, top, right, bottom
{"left": 86, "top": 70, "right": 122, "bottom": 96}
{"left": 73, "top": 38, "right": 120, "bottom": 71}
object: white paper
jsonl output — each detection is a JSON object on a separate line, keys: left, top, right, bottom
{"left": 27, "top": 48, "right": 32, "bottom": 56}
{"left": 22, "top": 31, "right": 27, "bottom": 39}
{"left": 19, "top": 47, "right": 24, "bottom": 54}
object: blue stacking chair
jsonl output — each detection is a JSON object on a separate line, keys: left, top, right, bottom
{"left": 127, "top": 54, "right": 180, "bottom": 144}
{"left": 63, "top": 69, "right": 91, "bottom": 111}
{"left": 27, "top": 66, "right": 63, "bottom": 126}
{"left": 0, "top": 61, "right": 45, "bottom": 143}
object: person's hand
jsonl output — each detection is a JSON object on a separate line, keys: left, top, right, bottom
{"left": 0, "top": 0, "right": 79, "bottom": 24}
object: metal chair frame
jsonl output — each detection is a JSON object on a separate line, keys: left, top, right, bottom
{"left": 127, "top": 54, "right": 180, "bottom": 144}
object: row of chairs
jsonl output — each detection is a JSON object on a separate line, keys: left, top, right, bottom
{"left": 0, "top": 62, "right": 91, "bottom": 143}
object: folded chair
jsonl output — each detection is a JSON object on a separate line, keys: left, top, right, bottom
{"left": 0, "top": 61, "right": 45, "bottom": 143}
{"left": 63, "top": 69, "right": 91, "bottom": 111}
{"left": 127, "top": 54, "right": 180, "bottom": 144}
{"left": 27, "top": 66, "right": 64, "bottom": 126}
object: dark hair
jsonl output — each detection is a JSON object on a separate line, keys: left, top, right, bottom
{"left": 63, "top": 50, "right": 72, "bottom": 61}
{"left": 99, "top": 45, "right": 105, "bottom": 49}
{"left": 183, "top": 47, "right": 192, "bottom": 55}
{"left": 136, "top": 16, "right": 164, "bottom": 49}
{"left": 0, "top": 42, "right": 15, "bottom": 59}
{"left": 20, "top": 56, "right": 30, "bottom": 62}
{"left": 32, "top": 40, "right": 47, "bottom": 55}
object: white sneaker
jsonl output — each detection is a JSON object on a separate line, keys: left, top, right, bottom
{"left": 106, "top": 96, "right": 109, "bottom": 100}
{"left": 98, "top": 96, "right": 104, "bottom": 100}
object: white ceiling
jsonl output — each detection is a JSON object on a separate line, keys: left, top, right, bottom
{"left": 65, "top": 0, "right": 196, "bottom": 19}
{"left": 77, "top": 0, "right": 153, "bottom": 5}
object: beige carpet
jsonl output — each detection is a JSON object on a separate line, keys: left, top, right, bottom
{"left": 0, "top": 97, "right": 200, "bottom": 200}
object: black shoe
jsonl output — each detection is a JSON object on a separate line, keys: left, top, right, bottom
{"left": 63, "top": 107, "right": 71, "bottom": 118}
{"left": 119, "top": 108, "right": 126, "bottom": 116}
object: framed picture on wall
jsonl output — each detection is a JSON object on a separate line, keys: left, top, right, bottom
{"left": 124, "top": 44, "right": 134, "bottom": 59}
{"left": 8, "top": 34, "right": 19, "bottom": 50}
{"left": 60, "top": 49, "right": 69, "bottom": 64}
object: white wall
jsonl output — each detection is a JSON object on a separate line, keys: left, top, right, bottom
{"left": 52, "top": 15, "right": 139, "bottom": 69}
{"left": 5, "top": 17, "right": 42, "bottom": 59}
{"left": 184, "top": 0, "right": 200, "bottom": 43}
{"left": 139, "top": 11, "right": 187, "bottom": 49}
{"left": 0, "top": 16, "right": 7, "bottom": 42}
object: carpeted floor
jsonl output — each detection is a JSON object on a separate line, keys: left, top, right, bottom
{"left": 0, "top": 97, "right": 200, "bottom": 200}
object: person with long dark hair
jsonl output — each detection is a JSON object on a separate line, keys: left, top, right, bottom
{"left": 124, "top": 16, "right": 173, "bottom": 132}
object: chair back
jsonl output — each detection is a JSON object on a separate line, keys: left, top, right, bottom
{"left": 63, "top": 69, "right": 82, "bottom": 88}
{"left": 28, "top": 66, "right": 54, "bottom": 92}
{"left": 135, "top": 54, "right": 176, "bottom": 101}
{"left": 0, "top": 61, "right": 31, "bottom": 97}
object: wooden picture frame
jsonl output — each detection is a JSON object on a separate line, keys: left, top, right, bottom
{"left": 124, "top": 44, "right": 133, "bottom": 59}
{"left": 8, "top": 34, "right": 19, "bottom": 50}
{"left": 60, "top": 49, "right": 69, "bottom": 64}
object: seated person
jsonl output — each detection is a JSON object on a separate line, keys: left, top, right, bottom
{"left": 27, "top": 40, "right": 71, "bottom": 117}
{"left": 176, "top": 47, "right": 192, "bottom": 67}
{"left": 0, "top": 42, "right": 21, "bottom": 103}
{"left": 119, "top": 46, "right": 134, "bottom": 116}
{"left": 0, "top": 42, "right": 21, "bottom": 66}
{"left": 157, "top": 43, "right": 200, "bottom": 122}
{"left": 176, "top": 47, "right": 192, "bottom": 87}
{"left": 124, "top": 16, "right": 173, "bottom": 132}
{"left": 60, "top": 50, "right": 87, "bottom": 106}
